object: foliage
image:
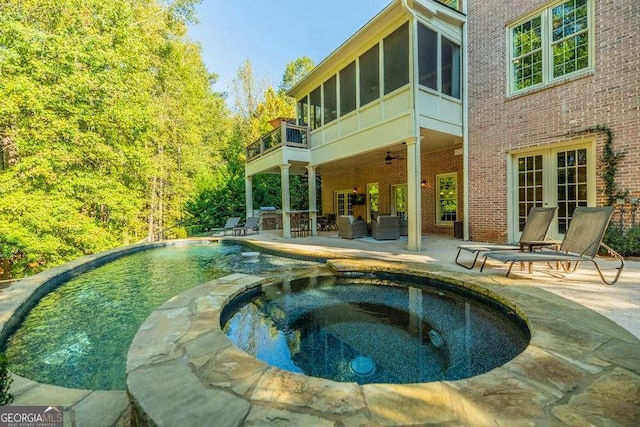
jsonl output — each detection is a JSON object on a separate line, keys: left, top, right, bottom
{"left": 185, "top": 60, "right": 308, "bottom": 229}
{"left": 564, "top": 125, "right": 626, "bottom": 206}
{"left": 603, "top": 225, "right": 640, "bottom": 257}
{"left": 0, "top": 353, "right": 14, "bottom": 406}
{"left": 184, "top": 57, "right": 313, "bottom": 229}
{"left": 279, "top": 56, "right": 315, "bottom": 94}
{"left": 596, "top": 125, "right": 627, "bottom": 205}
{"left": 0, "top": 0, "right": 228, "bottom": 277}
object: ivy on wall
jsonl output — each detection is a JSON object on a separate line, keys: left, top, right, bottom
{"left": 569, "top": 125, "right": 627, "bottom": 205}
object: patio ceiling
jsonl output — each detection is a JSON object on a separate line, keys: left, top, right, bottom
{"left": 314, "top": 128, "right": 462, "bottom": 176}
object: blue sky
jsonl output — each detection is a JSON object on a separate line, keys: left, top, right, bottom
{"left": 187, "top": 0, "right": 392, "bottom": 95}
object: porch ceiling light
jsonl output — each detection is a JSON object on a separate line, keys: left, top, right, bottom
{"left": 353, "top": 187, "right": 358, "bottom": 194}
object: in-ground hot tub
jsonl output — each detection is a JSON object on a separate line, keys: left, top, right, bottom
{"left": 221, "top": 273, "right": 530, "bottom": 384}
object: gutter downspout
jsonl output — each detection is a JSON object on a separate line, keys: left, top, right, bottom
{"left": 401, "top": 0, "right": 423, "bottom": 251}
{"left": 462, "top": 10, "right": 470, "bottom": 241}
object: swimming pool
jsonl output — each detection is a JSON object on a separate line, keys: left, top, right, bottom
{"left": 3, "top": 242, "right": 319, "bottom": 390}
{"left": 222, "top": 274, "right": 530, "bottom": 384}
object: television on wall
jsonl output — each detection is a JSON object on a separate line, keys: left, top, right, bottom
{"left": 350, "top": 194, "right": 366, "bottom": 205}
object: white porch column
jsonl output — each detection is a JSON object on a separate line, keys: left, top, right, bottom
{"left": 245, "top": 175, "right": 253, "bottom": 220}
{"left": 306, "top": 165, "right": 318, "bottom": 236}
{"left": 280, "top": 164, "right": 291, "bottom": 238}
{"left": 406, "top": 137, "right": 422, "bottom": 251}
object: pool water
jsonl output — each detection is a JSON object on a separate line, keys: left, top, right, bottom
{"left": 223, "top": 275, "right": 530, "bottom": 384}
{"left": 4, "top": 242, "right": 319, "bottom": 390}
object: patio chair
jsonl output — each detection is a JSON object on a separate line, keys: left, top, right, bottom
{"left": 480, "top": 206, "right": 624, "bottom": 285}
{"left": 371, "top": 215, "right": 400, "bottom": 240}
{"left": 210, "top": 217, "right": 241, "bottom": 236}
{"left": 455, "top": 206, "right": 557, "bottom": 269}
{"left": 337, "top": 215, "right": 367, "bottom": 239}
{"left": 233, "top": 217, "right": 260, "bottom": 236}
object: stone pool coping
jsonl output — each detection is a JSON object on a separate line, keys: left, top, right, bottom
{"left": 127, "top": 258, "right": 640, "bottom": 426}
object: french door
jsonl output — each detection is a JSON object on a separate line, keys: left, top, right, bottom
{"left": 335, "top": 190, "right": 354, "bottom": 216}
{"left": 512, "top": 143, "right": 595, "bottom": 240}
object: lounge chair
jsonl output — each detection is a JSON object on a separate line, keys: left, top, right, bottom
{"left": 336, "top": 215, "right": 367, "bottom": 239}
{"left": 480, "top": 206, "right": 624, "bottom": 285}
{"left": 455, "top": 207, "right": 558, "bottom": 269}
{"left": 211, "top": 217, "right": 241, "bottom": 236}
{"left": 371, "top": 215, "right": 400, "bottom": 240}
{"left": 233, "top": 217, "right": 260, "bottom": 235}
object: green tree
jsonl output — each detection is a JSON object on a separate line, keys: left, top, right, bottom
{"left": 279, "top": 56, "right": 315, "bottom": 94}
{"left": 0, "top": 353, "right": 13, "bottom": 406}
{"left": 184, "top": 58, "right": 313, "bottom": 229}
{"left": 0, "top": 0, "right": 228, "bottom": 277}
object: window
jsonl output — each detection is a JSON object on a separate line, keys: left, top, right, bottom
{"left": 441, "top": 37, "right": 461, "bottom": 98}
{"left": 557, "top": 148, "right": 588, "bottom": 233}
{"left": 436, "top": 173, "right": 457, "bottom": 225}
{"left": 384, "top": 23, "right": 409, "bottom": 95}
{"left": 510, "top": 0, "right": 591, "bottom": 93}
{"left": 323, "top": 76, "right": 337, "bottom": 125}
{"left": 309, "top": 87, "right": 322, "bottom": 130}
{"left": 517, "top": 155, "right": 544, "bottom": 231}
{"left": 339, "top": 61, "right": 356, "bottom": 116}
{"left": 366, "top": 183, "right": 379, "bottom": 223}
{"left": 391, "top": 184, "right": 407, "bottom": 216}
{"left": 418, "top": 24, "right": 438, "bottom": 90}
{"left": 359, "top": 45, "right": 379, "bottom": 106}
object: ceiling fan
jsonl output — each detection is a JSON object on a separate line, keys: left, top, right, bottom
{"left": 384, "top": 151, "right": 403, "bottom": 165}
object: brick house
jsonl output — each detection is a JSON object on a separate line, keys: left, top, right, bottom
{"left": 467, "top": 0, "right": 638, "bottom": 243}
{"left": 244, "top": 0, "right": 638, "bottom": 249}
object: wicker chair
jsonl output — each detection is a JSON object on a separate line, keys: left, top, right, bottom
{"left": 371, "top": 215, "right": 400, "bottom": 240}
{"left": 337, "top": 215, "right": 367, "bottom": 239}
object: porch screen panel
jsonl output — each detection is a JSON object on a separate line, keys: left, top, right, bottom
{"left": 297, "top": 97, "right": 308, "bottom": 126}
{"left": 323, "top": 75, "right": 337, "bottom": 124}
{"left": 359, "top": 45, "right": 379, "bottom": 106}
{"left": 418, "top": 23, "right": 438, "bottom": 90}
{"left": 340, "top": 61, "right": 356, "bottom": 116}
{"left": 384, "top": 23, "right": 409, "bottom": 95}
{"left": 517, "top": 155, "right": 543, "bottom": 231}
{"left": 309, "top": 87, "right": 322, "bottom": 130}
{"left": 557, "top": 148, "right": 588, "bottom": 233}
{"left": 441, "top": 37, "right": 461, "bottom": 99}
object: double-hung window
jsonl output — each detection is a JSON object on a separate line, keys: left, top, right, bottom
{"left": 509, "top": 0, "right": 592, "bottom": 93}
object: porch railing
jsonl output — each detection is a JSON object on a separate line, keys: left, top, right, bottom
{"left": 246, "top": 122, "right": 310, "bottom": 162}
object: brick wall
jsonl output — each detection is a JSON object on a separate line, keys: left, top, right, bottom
{"left": 467, "top": 0, "right": 639, "bottom": 242}
{"left": 321, "top": 148, "right": 464, "bottom": 234}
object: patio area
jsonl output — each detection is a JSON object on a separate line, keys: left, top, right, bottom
{"left": 239, "top": 230, "right": 640, "bottom": 339}
{"left": 6, "top": 231, "right": 640, "bottom": 426}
